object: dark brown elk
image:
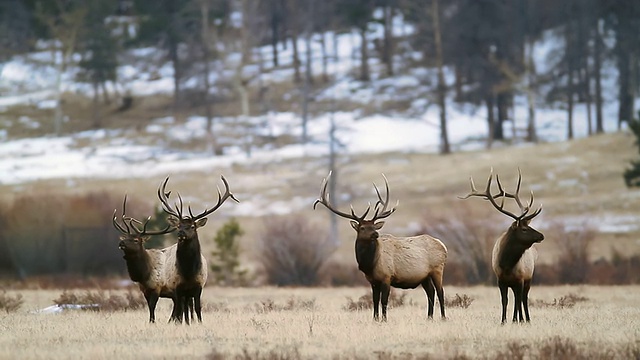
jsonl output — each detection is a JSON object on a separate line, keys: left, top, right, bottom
{"left": 459, "top": 168, "right": 544, "bottom": 324}
{"left": 314, "top": 172, "right": 448, "bottom": 321}
{"left": 157, "top": 175, "right": 238, "bottom": 324}
{"left": 113, "top": 196, "right": 184, "bottom": 323}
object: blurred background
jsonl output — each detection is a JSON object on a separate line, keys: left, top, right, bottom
{"left": 0, "top": 0, "right": 639, "bottom": 289}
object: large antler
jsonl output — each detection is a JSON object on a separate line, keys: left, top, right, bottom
{"left": 157, "top": 176, "right": 239, "bottom": 220}
{"left": 112, "top": 195, "right": 175, "bottom": 236}
{"left": 313, "top": 172, "right": 398, "bottom": 223}
{"left": 459, "top": 168, "right": 542, "bottom": 222}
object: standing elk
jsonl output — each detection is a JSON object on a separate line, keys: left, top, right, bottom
{"left": 157, "top": 175, "right": 239, "bottom": 324}
{"left": 459, "top": 168, "right": 544, "bottom": 324}
{"left": 113, "top": 196, "right": 186, "bottom": 323}
{"left": 313, "top": 172, "right": 448, "bottom": 321}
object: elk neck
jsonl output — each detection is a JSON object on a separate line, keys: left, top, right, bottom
{"left": 496, "top": 227, "right": 532, "bottom": 273}
{"left": 176, "top": 232, "right": 203, "bottom": 281}
{"left": 355, "top": 237, "right": 378, "bottom": 277}
{"left": 122, "top": 250, "right": 152, "bottom": 283}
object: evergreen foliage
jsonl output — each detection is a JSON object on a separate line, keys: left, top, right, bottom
{"left": 210, "top": 218, "right": 248, "bottom": 286}
{"left": 623, "top": 111, "right": 640, "bottom": 187}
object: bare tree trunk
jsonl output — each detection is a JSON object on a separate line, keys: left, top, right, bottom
{"left": 594, "top": 19, "right": 604, "bottom": 134}
{"left": 525, "top": 39, "right": 538, "bottom": 142}
{"left": 169, "top": 41, "right": 182, "bottom": 122}
{"left": 382, "top": 3, "right": 394, "bottom": 76}
{"left": 359, "top": 28, "right": 370, "bottom": 81}
{"left": 301, "top": 1, "right": 314, "bottom": 144}
{"left": 432, "top": 0, "right": 449, "bottom": 154}
{"left": 321, "top": 33, "right": 329, "bottom": 83}
{"left": 567, "top": 69, "right": 574, "bottom": 140}
{"left": 584, "top": 67, "right": 593, "bottom": 136}
{"left": 91, "top": 82, "right": 101, "bottom": 129}
{"left": 486, "top": 96, "right": 495, "bottom": 149}
{"left": 200, "top": 0, "right": 218, "bottom": 154}
{"left": 328, "top": 114, "right": 339, "bottom": 246}
{"left": 292, "top": 33, "right": 301, "bottom": 83}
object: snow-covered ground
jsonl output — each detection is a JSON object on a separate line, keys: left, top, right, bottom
{"left": 0, "top": 18, "right": 627, "bottom": 186}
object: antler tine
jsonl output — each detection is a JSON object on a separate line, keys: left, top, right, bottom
{"left": 371, "top": 173, "right": 397, "bottom": 221}
{"left": 191, "top": 175, "right": 239, "bottom": 221}
{"left": 158, "top": 177, "right": 180, "bottom": 218}
{"left": 313, "top": 171, "right": 364, "bottom": 222}
{"left": 112, "top": 209, "right": 129, "bottom": 234}
{"left": 461, "top": 168, "right": 542, "bottom": 223}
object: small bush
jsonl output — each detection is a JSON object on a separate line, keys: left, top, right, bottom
{"left": 445, "top": 293, "right": 474, "bottom": 309}
{"left": 0, "top": 291, "right": 24, "bottom": 313}
{"left": 530, "top": 293, "right": 588, "bottom": 309}
{"left": 210, "top": 218, "right": 249, "bottom": 286}
{"left": 418, "top": 204, "right": 500, "bottom": 285}
{"left": 550, "top": 221, "right": 596, "bottom": 284}
{"left": 318, "top": 260, "right": 367, "bottom": 286}
{"left": 343, "top": 290, "right": 408, "bottom": 311}
{"left": 252, "top": 297, "right": 316, "bottom": 313}
{"left": 53, "top": 289, "right": 146, "bottom": 312}
{"left": 256, "top": 216, "right": 335, "bottom": 286}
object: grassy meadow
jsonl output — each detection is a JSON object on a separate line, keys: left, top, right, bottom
{"left": 1, "top": 285, "right": 639, "bottom": 359}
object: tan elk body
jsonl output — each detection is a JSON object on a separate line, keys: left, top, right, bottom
{"left": 113, "top": 198, "right": 189, "bottom": 323}
{"left": 460, "top": 169, "right": 544, "bottom": 324}
{"left": 315, "top": 172, "right": 447, "bottom": 321}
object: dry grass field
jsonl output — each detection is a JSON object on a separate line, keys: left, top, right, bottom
{"left": 1, "top": 285, "right": 639, "bottom": 359}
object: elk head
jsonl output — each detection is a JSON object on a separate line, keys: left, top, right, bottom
{"left": 157, "top": 176, "right": 239, "bottom": 243}
{"left": 459, "top": 168, "right": 544, "bottom": 248}
{"left": 113, "top": 195, "right": 175, "bottom": 254}
{"left": 313, "top": 172, "right": 398, "bottom": 243}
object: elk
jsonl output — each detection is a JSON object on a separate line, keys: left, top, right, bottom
{"left": 113, "top": 196, "right": 186, "bottom": 323}
{"left": 314, "top": 172, "right": 448, "bottom": 321}
{"left": 459, "top": 168, "right": 543, "bottom": 324}
{"left": 157, "top": 175, "right": 239, "bottom": 324}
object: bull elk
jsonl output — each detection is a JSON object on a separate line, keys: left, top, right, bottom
{"left": 314, "top": 172, "right": 448, "bottom": 321}
{"left": 113, "top": 196, "right": 184, "bottom": 323}
{"left": 157, "top": 175, "right": 239, "bottom": 324}
{"left": 459, "top": 168, "right": 544, "bottom": 324}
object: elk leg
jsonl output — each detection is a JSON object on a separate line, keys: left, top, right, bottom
{"left": 498, "top": 280, "right": 508, "bottom": 324}
{"left": 422, "top": 279, "right": 435, "bottom": 319}
{"left": 168, "top": 297, "right": 180, "bottom": 323}
{"left": 371, "top": 283, "right": 381, "bottom": 321}
{"left": 380, "top": 283, "right": 390, "bottom": 322}
{"left": 523, "top": 280, "right": 532, "bottom": 322}
{"left": 511, "top": 285, "right": 523, "bottom": 323}
{"left": 144, "top": 292, "right": 158, "bottom": 323}
{"left": 194, "top": 287, "right": 203, "bottom": 323}
{"left": 432, "top": 273, "right": 446, "bottom": 319}
{"left": 182, "top": 294, "right": 191, "bottom": 325}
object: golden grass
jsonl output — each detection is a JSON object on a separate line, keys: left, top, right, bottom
{"left": 2, "top": 285, "right": 639, "bottom": 359}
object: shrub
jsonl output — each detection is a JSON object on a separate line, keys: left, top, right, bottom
{"left": 252, "top": 297, "right": 316, "bottom": 313}
{"left": 530, "top": 293, "right": 588, "bottom": 309}
{"left": 0, "top": 290, "right": 24, "bottom": 313}
{"left": 343, "top": 290, "right": 408, "bottom": 311}
{"left": 550, "top": 221, "right": 596, "bottom": 284}
{"left": 256, "top": 216, "right": 335, "bottom": 286}
{"left": 418, "top": 204, "right": 500, "bottom": 285}
{"left": 0, "top": 191, "right": 150, "bottom": 277}
{"left": 210, "top": 218, "right": 249, "bottom": 286}
{"left": 53, "top": 289, "right": 146, "bottom": 312}
{"left": 318, "top": 260, "right": 368, "bottom": 286}
{"left": 445, "top": 293, "right": 474, "bottom": 309}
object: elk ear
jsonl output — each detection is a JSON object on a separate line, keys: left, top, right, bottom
{"left": 373, "top": 221, "right": 385, "bottom": 230}
{"left": 141, "top": 236, "right": 151, "bottom": 243}
{"left": 350, "top": 221, "right": 359, "bottom": 231}
{"left": 119, "top": 235, "right": 128, "bottom": 241}
{"left": 167, "top": 216, "right": 180, "bottom": 227}
{"left": 195, "top": 218, "right": 208, "bottom": 228}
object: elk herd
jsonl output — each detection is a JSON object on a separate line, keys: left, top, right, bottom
{"left": 114, "top": 168, "right": 544, "bottom": 326}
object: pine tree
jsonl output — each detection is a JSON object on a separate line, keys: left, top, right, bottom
{"left": 623, "top": 111, "right": 640, "bottom": 187}
{"left": 210, "top": 218, "right": 248, "bottom": 286}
